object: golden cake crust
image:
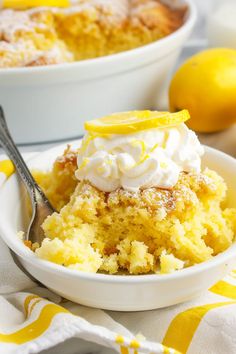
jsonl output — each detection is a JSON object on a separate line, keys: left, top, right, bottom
{"left": 33, "top": 147, "right": 236, "bottom": 275}
{"left": 33, "top": 146, "right": 78, "bottom": 210}
{"left": 0, "top": 0, "right": 186, "bottom": 67}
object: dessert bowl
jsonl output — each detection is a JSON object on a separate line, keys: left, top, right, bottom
{"left": 0, "top": 0, "right": 196, "bottom": 144}
{"left": 0, "top": 141, "right": 236, "bottom": 311}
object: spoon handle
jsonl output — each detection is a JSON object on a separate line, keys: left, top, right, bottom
{"left": 0, "top": 107, "right": 46, "bottom": 202}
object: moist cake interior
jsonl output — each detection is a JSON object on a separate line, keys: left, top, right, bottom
{"left": 33, "top": 148, "right": 236, "bottom": 274}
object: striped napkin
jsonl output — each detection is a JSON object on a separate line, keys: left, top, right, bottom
{"left": 1, "top": 153, "right": 236, "bottom": 354}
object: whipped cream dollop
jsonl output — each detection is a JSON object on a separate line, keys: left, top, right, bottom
{"left": 75, "top": 123, "right": 204, "bottom": 192}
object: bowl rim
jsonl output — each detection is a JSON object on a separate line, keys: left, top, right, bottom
{"left": 0, "top": 144, "right": 236, "bottom": 284}
{"left": 0, "top": 0, "right": 196, "bottom": 77}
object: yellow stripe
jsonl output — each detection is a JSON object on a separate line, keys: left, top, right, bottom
{"left": 130, "top": 339, "right": 140, "bottom": 349}
{"left": 163, "top": 346, "right": 181, "bottom": 354}
{"left": 162, "top": 301, "right": 236, "bottom": 354}
{"left": 210, "top": 280, "right": 236, "bottom": 299}
{"left": 0, "top": 160, "right": 14, "bottom": 178}
{"left": 116, "top": 335, "right": 125, "bottom": 345}
{"left": 28, "top": 298, "right": 42, "bottom": 317}
{"left": 120, "top": 346, "right": 129, "bottom": 354}
{"left": 130, "top": 339, "right": 139, "bottom": 354}
{"left": 0, "top": 303, "right": 69, "bottom": 344}
{"left": 163, "top": 346, "right": 170, "bottom": 354}
{"left": 24, "top": 295, "right": 40, "bottom": 318}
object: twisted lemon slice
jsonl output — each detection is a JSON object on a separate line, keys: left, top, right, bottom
{"left": 85, "top": 110, "right": 190, "bottom": 134}
{"left": 2, "top": 0, "right": 69, "bottom": 9}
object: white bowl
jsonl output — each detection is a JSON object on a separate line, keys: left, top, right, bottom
{"left": 0, "top": 143, "right": 236, "bottom": 311}
{"left": 0, "top": 0, "right": 196, "bottom": 144}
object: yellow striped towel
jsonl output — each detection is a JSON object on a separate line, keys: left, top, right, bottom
{"left": 0, "top": 154, "right": 236, "bottom": 354}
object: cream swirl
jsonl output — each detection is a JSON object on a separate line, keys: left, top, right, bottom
{"left": 75, "top": 123, "right": 204, "bottom": 192}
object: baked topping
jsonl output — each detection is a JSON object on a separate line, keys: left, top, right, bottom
{"left": 0, "top": 0, "right": 186, "bottom": 67}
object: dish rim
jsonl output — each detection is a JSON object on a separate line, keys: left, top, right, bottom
{"left": 0, "top": 144, "right": 236, "bottom": 284}
{"left": 0, "top": 0, "right": 196, "bottom": 76}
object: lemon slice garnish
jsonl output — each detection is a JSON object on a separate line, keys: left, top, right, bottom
{"left": 3, "top": 0, "right": 70, "bottom": 9}
{"left": 85, "top": 110, "right": 190, "bottom": 134}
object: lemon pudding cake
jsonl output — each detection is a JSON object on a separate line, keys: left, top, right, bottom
{"left": 0, "top": 0, "right": 186, "bottom": 67}
{"left": 33, "top": 110, "right": 236, "bottom": 274}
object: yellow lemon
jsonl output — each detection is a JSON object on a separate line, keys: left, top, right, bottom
{"left": 85, "top": 110, "right": 189, "bottom": 134}
{"left": 169, "top": 48, "right": 236, "bottom": 132}
{"left": 3, "top": 0, "right": 69, "bottom": 9}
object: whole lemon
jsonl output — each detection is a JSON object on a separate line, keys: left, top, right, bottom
{"left": 169, "top": 48, "right": 236, "bottom": 132}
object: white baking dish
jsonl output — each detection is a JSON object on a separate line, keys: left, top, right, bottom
{"left": 0, "top": 0, "right": 196, "bottom": 144}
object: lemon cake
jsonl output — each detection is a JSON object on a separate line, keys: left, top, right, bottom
{"left": 0, "top": 0, "right": 186, "bottom": 67}
{"left": 33, "top": 110, "right": 236, "bottom": 274}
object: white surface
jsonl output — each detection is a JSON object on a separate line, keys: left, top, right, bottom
{"left": 0, "top": 0, "right": 196, "bottom": 144}
{"left": 207, "top": 1, "right": 236, "bottom": 48}
{"left": 0, "top": 142, "right": 236, "bottom": 311}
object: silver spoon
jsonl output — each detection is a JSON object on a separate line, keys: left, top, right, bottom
{"left": 0, "top": 107, "right": 54, "bottom": 245}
